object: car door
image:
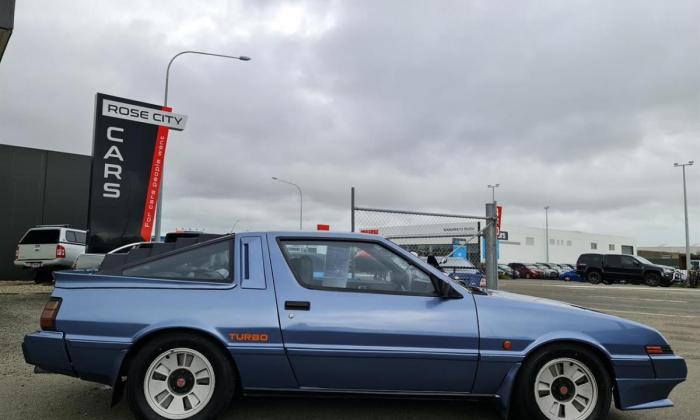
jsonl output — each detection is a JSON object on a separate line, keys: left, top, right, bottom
{"left": 620, "top": 255, "right": 644, "bottom": 282}
{"left": 268, "top": 235, "right": 480, "bottom": 394}
{"left": 603, "top": 255, "right": 625, "bottom": 281}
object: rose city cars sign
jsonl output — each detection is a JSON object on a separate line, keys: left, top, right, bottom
{"left": 87, "top": 93, "right": 187, "bottom": 253}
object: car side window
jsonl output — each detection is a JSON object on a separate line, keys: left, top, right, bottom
{"left": 280, "top": 240, "right": 437, "bottom": 296}
{"left": 621, "top": 256, "right": 638, "bottom": 268}
{"left": 65, "top": 231, "right": 76, "bottom": 243}
{"left": 605, "top": 255, "right": 622, "bottom": 268}
{"left": 123, "top": 240, "right": 232, "bottom": 282}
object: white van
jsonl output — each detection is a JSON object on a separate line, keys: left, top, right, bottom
{"left": 14, "top": 225, "right": 87, "bottom": 281}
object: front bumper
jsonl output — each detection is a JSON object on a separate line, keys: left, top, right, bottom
{"left": 615, "top": 354, "right": 687, "bottom": 410}
{"left": 22, "top": 331, "right": 76, "bottom": 377}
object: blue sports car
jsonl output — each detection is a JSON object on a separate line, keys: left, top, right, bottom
{"left": 23, "top": 232, "right": 686, "bottom": 420}
{"left": 439, "top": 257, "right": 487, "bottom": 288}
{"left": 560, "top": 270, "right": 583, "bottom": 282}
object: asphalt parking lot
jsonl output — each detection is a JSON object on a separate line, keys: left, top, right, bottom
{"left": 0, "top": 279, "right": 697, "bottom": 420}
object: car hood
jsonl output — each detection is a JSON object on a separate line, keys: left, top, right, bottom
{"left": 484, "top": 289, "right": 593, "bottom": 312}
{"left": 473, "top": 289, "right": 669, "bottom": 354}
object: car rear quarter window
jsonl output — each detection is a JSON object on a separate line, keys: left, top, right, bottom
{"left": 64, "top": 230, "right": 86, "bottom": 244}
{"left": 20, "top": 229, "right": 60, "bottom": 244}
{"left": 577, "top": 254, "right": 602, "bottom": 266}
{"left": 122, "top": 240, "right": 232, "bottom": 282}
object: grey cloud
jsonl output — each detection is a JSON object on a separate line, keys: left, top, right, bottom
{"left": 1, "top": 0, "right": 698, "bottom": 245}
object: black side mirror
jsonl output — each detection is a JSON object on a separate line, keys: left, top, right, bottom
{"left": 439, "top": 280, "right": 462, "bottom": 299}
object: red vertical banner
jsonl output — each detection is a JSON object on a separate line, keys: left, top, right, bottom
{"left": 496, "top": 205, "right": 503, "bottom": 234}
{"left": 140, "top": 106, "right": 172, "bottom": 241}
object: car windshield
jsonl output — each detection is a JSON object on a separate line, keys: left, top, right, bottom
{"left": 635, "top": 256, "right": 655, "bottom": 265}
{"left": 526, "top": 265, "right": 539, "bottom": 269}
{"left": 20, "top": 229, "right": 60, "bottom": 244}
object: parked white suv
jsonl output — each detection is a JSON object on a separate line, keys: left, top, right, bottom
{"left": 14, "top": 225, "right": 87, "bottom": 282}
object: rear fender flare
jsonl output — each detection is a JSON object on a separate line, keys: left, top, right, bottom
{"left": 111, "top": 321, "right": 238, "bottom": 406}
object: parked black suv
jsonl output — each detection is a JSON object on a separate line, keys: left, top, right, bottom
{"left": 576, "top": 253, "right": 674, "bottom": 287}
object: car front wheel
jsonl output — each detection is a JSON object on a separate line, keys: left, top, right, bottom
{"left": 126, "top": 333, "right": 235, "bottom": 420}
{"left": 515, "top": 344, "right": 612, "bottom": 420}
{"left": 644, "top": 272, "right": 660, "bottom": 287}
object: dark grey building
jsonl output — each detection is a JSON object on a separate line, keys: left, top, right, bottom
{"left": 0, "top": 0, "right": 15, "bottom": 61}
{"left": 0, "top": 144, "right": 91, "bottom": 279}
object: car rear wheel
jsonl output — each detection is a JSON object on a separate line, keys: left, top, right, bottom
{"left": 33, "top": 269, "right": 53, "bottom": 284}
{"left": 586, "top": 271, "right": 602, "bottom": 285}
{"left": 126, "top": 333, "right": 235, "bottom": 420}
{"left": 644, "top": 273, "right": 660, "bottom": 287}
{"left": 515, "top": 344, "right": 611, "bottom": 420}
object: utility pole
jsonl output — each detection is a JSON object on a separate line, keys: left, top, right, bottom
{"left": 545, "top": 206, "right": 550, "bottom": 263}
{"left": 487, "top": 184, "right": 500, "bottom": 202}
{"left": 674, "top": 161, "right": 694, "bottom": 270}
{"left": 154, "top": 51, "right": 251, "bottom": 240}
{"left": 272, "top": 177, "right": 303, "bottom": 230}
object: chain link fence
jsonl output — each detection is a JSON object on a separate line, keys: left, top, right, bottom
{"left": 353, "top": 206, "right": 485, "bottom": 267}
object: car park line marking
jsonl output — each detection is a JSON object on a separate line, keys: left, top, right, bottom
{"left": 585, "top": 295, "right": 687, "bottom": 304}
{"left": 507, "top": 283, "right": 700, "bottom": 293}
{"left": 588, "top": 308, "right": 697, "bottom": 319}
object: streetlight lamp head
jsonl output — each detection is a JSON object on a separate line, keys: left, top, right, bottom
{"left": 689, "top": 161, "right": 695, "bottom": 165}
{"left": 238, "top": 56, "right": 251, "bottom": 61}
{"left": 272, "top": 176, "right": 278, "bottom": 180}
{"left": 674, "top": 163, "right": 679, "bottom": 167}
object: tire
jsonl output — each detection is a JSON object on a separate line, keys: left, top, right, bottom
{"left": 644, "top": 272, "right": 660, "bottom": 287}
{"left": 33, "top": 269, "right": 53, "bottom": 284}
{"left": 586, "top": 271, "right": 602, "bottom": 285}
{"left": 514, "top": 343, "right": 612, "bottom": 420}
{"left": 126, "top": 332, "right": 235, "bottom": 420}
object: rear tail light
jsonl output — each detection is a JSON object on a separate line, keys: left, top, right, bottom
{"left": 645, "top": 345, "right": 673, "bottom": 355}
{"left": 56, "top": 244, "right": 66, "bottom": 258}
{"left": 40, "top": 298, "right": 62, "bottom": 331}
{"left": 15, "top": 246, "right": 19, "bottom": 260}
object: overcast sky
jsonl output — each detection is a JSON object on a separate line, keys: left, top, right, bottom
{"left": 1, "top": 0, "right": 699, "bottom": 245}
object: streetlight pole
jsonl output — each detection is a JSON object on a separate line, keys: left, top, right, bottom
{"left": 272, "top": 177, "right": 303, "bottom": 230}
{"left": 153, "top": 51, "right": 251, "bottom": 241}
{"left": 674, "top": 161, "right": 694, "bottom": 270}
{"left": 544, "top": 206, "right": 550, "bottom": 263}
{"left": 487, "top": 184, "right": 500, "bottom": 202}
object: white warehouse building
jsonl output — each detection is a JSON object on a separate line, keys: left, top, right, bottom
{"left": 496, "top": 225, "right": 636, "bottom": 264}
{"left": 369, "top": 223, "right": 636, "bottom": 264}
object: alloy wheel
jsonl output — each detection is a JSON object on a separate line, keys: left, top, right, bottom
{"left": 534, "top": 357, "right": 598, "bottom": 420}
{"left": 143, "top": 347, "right": 216, "bottom": 419}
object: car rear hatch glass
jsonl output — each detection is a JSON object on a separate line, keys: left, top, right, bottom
{"left": 18, "top": 229, "right": 60, "bottom": 260}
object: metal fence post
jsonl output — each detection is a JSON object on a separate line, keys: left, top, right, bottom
{"left": 351, "top": 187, "right": 355, "bottom": 232}
{"left": 485, "top": 202, "right": 498, "bottom": 290}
